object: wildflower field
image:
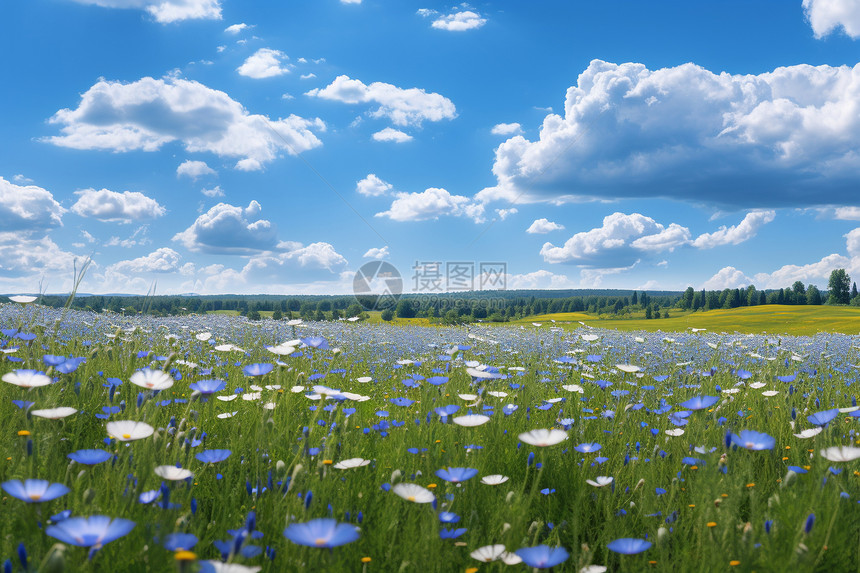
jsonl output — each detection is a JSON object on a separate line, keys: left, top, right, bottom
{"left": 2, "top": 301, "right": 860, "bottom": 572}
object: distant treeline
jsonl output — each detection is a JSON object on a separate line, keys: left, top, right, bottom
{"left": 23, "top": 274, "right": 860, "bottom": 323}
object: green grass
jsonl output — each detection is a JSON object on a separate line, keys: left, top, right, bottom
{"left": 515, "top": 305, "right": 860, "bottom": 335}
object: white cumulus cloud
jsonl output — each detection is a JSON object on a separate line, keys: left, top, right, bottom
{"left": 70, "top": 0, "right": 222, "bottom": 23}
{"left": 224, "top": 22, "right": 249, "bottom": 34}
{"left": 372, "top": 128, "right": 413, "bottom": 143}
{"left": 702, "top": 266, "right": 752, "bottom": 290}
{"left": 692, "top": 210, "right": 776, "bottom": 249}
{"left": 237, "top": 48, "right": 291, "bottom": 79}
{"left": 71, "top": 188, "right": 166, "bottom": 222}
{"left": 540, "top": 212, "right": 690, "bottom": 267}
{"left": 47, "top": 76, "right": 324, "bottom": 170}
{"left": 172, "top": 200, "right": 279, "bottom": 254}
{"left": 108, "top": 247, "right": 182, "bottom": 274}
{"left": 0, "top": 177, "right": 64, "bottom": 232}
{"left": 363, "top": 246, "right": 389, "bottom": 259}
{"left": 356, "top": 174, "right": 393, "bottom": 197}
{"left": 491, "top": 122, "right": 523, "bottom": 136}
{"left": 526, "top": 218, "right": 564, "bottom": 234}
{"left": 375, "top": 187, "right": 483, "bottom": 222}
{"left": 803, "top": 0, "right": 860, "bottom": 38}
{"left": 307, "top": 75, "right": 456, "bottom": 126}
{"left": 479, "top": 59, "right": 860, "bottom": 208}
{"left": 177, "top": 159, "right": 216, "bottom": 179}
{"left": 431, "top": 10, "right": 487, "bottom": 31}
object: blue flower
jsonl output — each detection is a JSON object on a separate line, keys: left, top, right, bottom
{"left": 435, "top": 467, "right": 478, "bottom": 483}
{"left": 283, "top": 518, "right": 359, "bottom": 548}
{"left": 67, "top": 449, "right": 112, "bottom": 465}
{"left": 45, "top": 516, "right": 135, "bottom": 547}
{"left": 163, "top": 533, "right": 198, "bottom": 551}
{"left": 679, "top": 395, "right": 719, "bottom": 410}
{"left": 787, "top": 465, "right": 808, "bottom": 474}
{"left": 301, "top": 337, "right": 330, "bottom": 350}
{"left": 2, "top": 479, "right": 69, "bottom": 503}
{"left": 243, "top": 363, "right": 273, "bottom": 377}
{"left": 195, "top": 449, "right": 232, "bottom": 464}
{"left": 730, "top": 430, "right": 775, "bottom": 451}
{"left": 427, "top": 376, "right": 448, "bottom": 386}
{"left": 514, "top": 545, "right": 569, "bottom": 568}
{"left": 189, "top": 380, "right": 226, "bottom": 394}
{"left": 807, "top": 409, "right": 839, "bottom": 426}
{"left": 390, "top": 397, "right": 415, "bottom": 407}
{"left": 574, "top": 442, "right": 601, "bottom": 453}
{"left": 804, "top": 513, "right": 815, "bottom": 533}
{"left": 607, "top": 537, "right": 652, "bottom": 554}
{"left": 439, "top": 528, "right": 467, "bottom": 539}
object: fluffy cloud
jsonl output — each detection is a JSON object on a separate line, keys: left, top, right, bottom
{"left": 526, "top": 218, "right": 564, "bottom": 234}
{"left": 356, "top": 174, "right": 392, "bottom": 197}
{"left": 47, "top": 76, "right": 324, "bottom": 170}
{"left": 224, "top": 23, "right": 249, "bottom": 34}
{"left": 431, "top": 10, "right": 487, "bottom": 31}
{"left": 540, "top": 212, "right": 690, "bottom": 267}
{"left": 692, "top": 210, "right": 775, "bottom": 248}
{"left": 105, "top": 225, "right": 151, "bottom": 248}
{"left": 237, "top": 48, "right": 290, "bottom": 79}
{"left": 70, "top": 0, "right": 221, "bottom": 23}
{"left": 504, "top": 269, "right": 577, "bottom": 290}
{"left": 307, "top": 75, "right": 456, "bottom": 126}
{"left": 372, "top": 128, "right": 412, "bottom": 143}
{"left": 70, "top": 188, "right": 166, "bottom": 222}
{"left": 803, "top": 0, "right": 860, "bottom": 38}
{"left": 172, "top": 200, "right": 279, "bottom": 253}
{"left": 341, "top": 0, "right": 361, "bottom": 4}
{"left": 491, "top": 122, "right": 522, "bottom": 136}
{"left": 0, "top": 177, "right": 64, "bottom": 232}
{"left": 177, "top": 159, "right": 216, "bottom": 179}
{"left": 479, "top": 59, "right": 860, "bottom": 208}
{"left": 702, "top": 266, "right": 753, "bottom": 290}
{"left": 375, "top": 187, "right": 484, "bottom": 222}
{"left": 495, "top": 208, "right": 517, "bottom": 220}
{"left": 363, "top": 246, "right": 389, "bottom": 259}
{"left": 834, "top": 206, "right": 860, "bottom": 220}
{"left": 201, "top": 185, "right": 225, "bottom": 197}
{"left": 752, "top": 253, "right": 852, "bottom": 289}
{"left": 0, "top": 234, "right": 78, "bottom": 283}
{"left": 108, "top": 247, "right": 182, "bottom": 274}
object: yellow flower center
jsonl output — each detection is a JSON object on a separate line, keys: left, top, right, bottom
{"left": 315, "top": 538, "right": 327, "bottom": 546}
{"left": 174, "top": 551, "right": 197, "bottom": 561}
{"left": 17, "top": 431, "right": 30, "bottom": 437}
{"left": 407, "top": 496, "right": 416, "bottom": 502}
{"left": 123, "top": 433, "right": 132, "bottom": 439}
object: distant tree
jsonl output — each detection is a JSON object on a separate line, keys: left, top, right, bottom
{"left": 247, "top": 309, "right": 261, "bottom": 321}
{"left": 828, "top": 269, "right": 851, "bottom": 304}
{"left": 792, "top": 281, "right": 806, "bottom": 297}
{"left": 314, "top": 310, "right": 325, "bottom": 321}
{"left": 663, "top": 309, "right": 670, "bottom": 319}
{"left": 346, "top": 303, "right": 364, "bottom": 318}
{"left": 645, "top": 305, "right": 653, "bottom": 320}
{"left": 746, "top": 285, "right": 758, "bottom": 306}
{"left": 853, "top": 282, "right": 859, "bottom": 299}
{"left": 631, "top": 291, "right": 638, "bottom": 305}
{"left": 395, "top": 300, "right": 416, "bottom": 319}
{"left": 272, "top": 309, "right": 283, "bottom": 320}
{"left": 807, "top": 284, "right": 822, "bottom": 305}
{"left": 317, "top": 300, "right": 332, "bottom": 312}
{"left": 330, "top": 308, "right": 341, "bottom": 320}
{"left": 681, "top": 287, "right": 694, "bottom": 309}
{"left": 381, "top": 308, "right": 394, "bottom": 321}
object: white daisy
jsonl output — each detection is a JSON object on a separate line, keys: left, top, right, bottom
{"left": 518, "top": 429, "right": 568, "bottom": 447}
{"left": 392, "top": 483, "right": 434, "bottom": 503}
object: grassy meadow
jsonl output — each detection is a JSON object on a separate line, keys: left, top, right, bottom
{"left": 1, "top": 301, "right": 860, "bottom": 571}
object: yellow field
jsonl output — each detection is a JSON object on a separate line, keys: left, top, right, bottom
{"left": 514, "top": 305, "right": 860, "bottom": 335}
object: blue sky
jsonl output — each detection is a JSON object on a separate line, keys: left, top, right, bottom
{"left": 3, "top": 0, "right": 860, "bottom": 295}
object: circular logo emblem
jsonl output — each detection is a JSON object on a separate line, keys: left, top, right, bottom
{"left": 353, "top": 261, "right": 402, "bottom": 310}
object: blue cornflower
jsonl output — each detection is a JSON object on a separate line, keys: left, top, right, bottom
{"left": 2, "top": 479, "right": 69, "bottom": 503}
{"left": 607, "top": 538, "right": 652, "bottom": 554}
{"left": 283, "top": 518, "right": 359, "bottom": 548}
{"left": 514, "top": 545, "right": 569, "bottom": 568}
{"left": 195, "top": 449, "right": 232, "bottom": 464}
{"left": 787, "top": 466, "right": 808, "bottom": 474}
{"left": 390, "top": 397, "right": 415, "bottom": 407}
{"left": 68, "top": 450, "right": 112, "bottom": 465}
{"left": 435, "top": 467, "right": 478, "bottom": 483}
{"left": 427, "top": 376, "right": 448, "bottom": 386}
{"left": 46, "top": 516, "right": 135, "bottom": 547}
{"left": 438, "top": 512, "right": 460, "bottom": 523}
{"left": 574, "top": 442, "right": 601, "bottom": 453}
{"left": 805, "top": 513, "right": 815, "bottom": 533}
{"left": 730, "top": 430, "right": 775, "bottom": 451}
